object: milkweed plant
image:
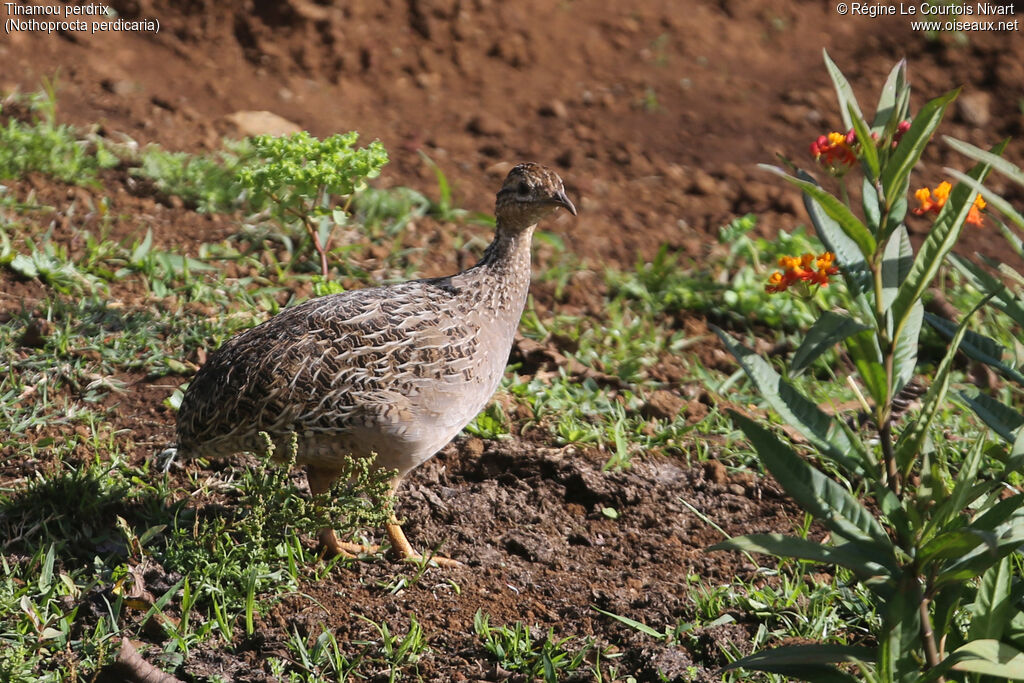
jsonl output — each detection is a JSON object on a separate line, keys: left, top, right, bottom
{"left": 712, "top": 50, "right": 1024, "bottom": 682}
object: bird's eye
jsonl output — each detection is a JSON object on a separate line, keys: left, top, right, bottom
{"left": 516, "top": 181, "right": 530, "bottom": 196}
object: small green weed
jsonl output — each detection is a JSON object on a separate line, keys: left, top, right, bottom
{"left": 609, "top": 215, "right": 832, "bottom": 330}
{"left": 133, "top": 142, "right": 254, "bottom": 213}
{"left": 238, "top": 131, "right": 389, "bottom": 278}
{"left": 0, "top": 84, "right": 118, "bottom": 184}
{"left": 473, "top": 610, "right": 607, "bottom": 682}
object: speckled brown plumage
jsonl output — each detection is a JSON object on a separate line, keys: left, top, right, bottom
{"left": 174, "top": 162, "right": 575, "bottom": 565}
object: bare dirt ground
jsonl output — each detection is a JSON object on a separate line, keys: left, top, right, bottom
{"left": 2, "top": 0, "right": 1023, "bottom": 680}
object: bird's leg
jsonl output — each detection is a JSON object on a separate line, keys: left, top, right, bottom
{"left": 384, "top": 520, "right": 461, "bottom": 568}
{"left": 384, "top": 477, "right": 462, "bottom": 568}
{"left": 307, "top": 464, "right": 380, "bottom": 559}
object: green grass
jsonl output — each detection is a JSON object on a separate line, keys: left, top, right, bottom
{"left": 473, "top": 610, "right": 616, "bottom": 682}
{"left": 0, "top": 86, "right": 119, "bottom": 184}
{"left": 2, "top": 93, "right": 1019, "bottom": 681}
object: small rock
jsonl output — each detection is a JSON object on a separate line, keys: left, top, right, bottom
{"left": 414, "top": 71, "right": 442, "bottom": 90}
{"left": 703, "top": 459, "right": 728, "bottom": 485}
{"left": 466, "top": 112, "right": 510, "bottom": 137}
{"left": 684, "top": 398, "right": 709, "bottom": 423}
{"left": 222, "top": 110, "right": 302, "bottom": 137}
{"left": 485, "top": 161, "right": 514, "bottom": 177}
{"left": 502, "top": 529, "right": 555, "bottom": 564}
{"left": 957, "top": 92, "right": 991, "bottom": 127}
{"left": 689, "top": 169, "right": 720, "bottom": 196}
{"left": 728, "top": 483, "right": 746, "bottom": 496}
{"left": 611, "top": 145, "right": 632, "bottom": 166}
{"left": 19, "top": 319, "right": 51, "bottom": 348}
{"left": 101, "top": 79, "right": 138, "bottom": 96}
{"left": 462, "top": 437, "right": 484, "bottom": 458}
{"left": 641, "top": 389, "right": 686, "bottom": 421}
{"left": 538, "top": 99, "right": 569, "bottom": 119}
{"left": 150, "top": 95, "right": 175, "bottom": 111}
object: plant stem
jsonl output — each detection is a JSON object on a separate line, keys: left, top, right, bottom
{"left": 269, "top": 191, "right": 332, "bottom": 279}
{"left": 879, "top": 419, "right": 901, "bottom": 495}
{"left": 303, "top": 215, "right": 330, "bottom": 279}
{"left": 918, "top": 596, "right": 944, "bottom": 681}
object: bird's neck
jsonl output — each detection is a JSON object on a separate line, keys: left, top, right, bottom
{"left": 468, "top": 223, "right": 536, "bottom": 312}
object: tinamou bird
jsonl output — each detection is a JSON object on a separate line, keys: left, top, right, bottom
{"left": 174, "top": 163, "right": 576, "bottom": 566}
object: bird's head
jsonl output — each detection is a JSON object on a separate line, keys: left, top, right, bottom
{"left": 495, "top": 162, "right": 576, "bottom": 232}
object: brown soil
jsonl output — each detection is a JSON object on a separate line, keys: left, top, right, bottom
{"left": 2, "top": 0, "right": 1022, "bottom": 680}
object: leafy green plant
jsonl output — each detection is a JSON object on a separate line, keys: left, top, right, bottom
{"left": 237, "top": 131, "right": 388, "bottom": 279}
{"left": 246, "top": 431, "right": 396, "bottom": 554}
{"left": 0, "top": 84, "right": 118, "bottom": 184}
{"left": 473, "top": 610, "right": 600, "bottom": 682}
{"left": 133, "top": 142, "right": 253, "bottom": 213}
{"left": 711, "top": 51, "right": 1024, "bottom": 681}
{"left": 355, "top": 613, "right": 430, "bottom": 682}
{"left": 609, "top": 215, "right": 833, "bottom": 330}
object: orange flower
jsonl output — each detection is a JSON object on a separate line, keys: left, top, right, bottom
{"left": 912, "top": 181, "right": 985, "bottom": 226}
{"left": 765, "top": 251, "right": 840, "bottom": 294}
{"left": 810, "top": 131, "right": 857, "bottom": 172}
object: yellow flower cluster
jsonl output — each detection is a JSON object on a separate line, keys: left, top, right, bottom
{"left": 766, "top": 252, "right": 839, "bottom": 294}
{"left": 912, "top": 181, "right": 986, "bottom": 227}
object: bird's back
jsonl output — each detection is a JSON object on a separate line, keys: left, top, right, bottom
{"left": 176, "top": 270, "right": 521, "bottom": 475}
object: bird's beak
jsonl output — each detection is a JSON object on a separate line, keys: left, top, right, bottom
{"left": 553, "top": 189, "right": 577, "bottom": 216}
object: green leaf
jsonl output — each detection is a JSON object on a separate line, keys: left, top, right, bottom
{"left": 969, "top": 557, "right": 1014, "bottom": 642}
{"left": 790, "top": 311, "right": 870, "bottom": 375}
{"left": 845, "top": 327, "right": 887, "bottom": 407}
{"left": 937, "top": 501, "right": 1024, "bottom": 586}
{"left": 729, "top": 411, "right": 893, "bottom": 552}
{"left": 801, "top": 171, "right": 872, "bottom": 309}
{"left": 714, "top": 328, "right": 868, "bottom": 472}
{"left": 917, "top": 527, "right": 994, "bottom": 568}
{"left": 862, "top": 175, "right": 882, "bottom": 233}
{"left": 1007, "top": 430, "right": 1024, "bottom": 477}
{"left": 926, "top": 312, "right": 1024, "bottom": 387}
{"left": 723, "top": 642, "right": 871, "bottom": 682}
{"left": 945, "top": 135, "right": 1024, "bottom": 188}
{"left": 889, "top": 141, "right": 1006, "bottom": 371}
{"left": 130, "top": 228, "right": 153, "bottom": 265}
{"left": 591, "top": 606, "right": 665, "bottom": 640}
{"left": 880, "top": 225, "right": 914, "bottom": 309}
{"left": 924, "top": 436, "right": 989, "bottom": 541}
{"left": 9, "top": 252, "right": 38, "bottom": 279}
{"left": 880, "top": 579, "right": 923, "bottom": 683}
{"left": 959, "top": 389, "right": 1024, "bottom": 443}
{"left": 711, "top": 533, "right": 893, "bottom": 581}
{"left": 891, "top": 302, "right": 922, "bottom": 397}
{"left": 950, "top": 253, "right": 1024, "bottom": 329}
{"left": 849, "top": 103, "right": 879, "bottom": 180}
{"left": 950, "top": 640, "right": 1024, "bottom": 678}
{"left": 972, "top": 493, "right": 1024, "bottom": 535}
{"left": 881, "top": 88, "right": 959, "bottom": 210}
{"left": 885, "top": 226, "right": 920, "bottom": 394}
{"left": 893, "top": 295, "right": 989, "bottom": 474}
{"left": 873, "top": 481, "right": 911, "bottom": 544}
{"left": 872, "top": 59, "right": 908, "bottom": 133}
{"left": 823, "top": 49, "right": 865, "bottom": 131}
{"left": 762, "top": 164, "right": 876, "bottom": 259}
{"left": 883, "top": 194, "right": 908, "bottom": 239}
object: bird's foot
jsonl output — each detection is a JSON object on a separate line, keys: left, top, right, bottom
{"left": 317, "top": 526, "right": 462, "bottom": 567}
{"left": 155, "top": 446, "right": 180, "bottom": 472}
{"left": 385, "top": 522, "right": 462, "bottom": 568}
{"left": 396, "top": 551, "right": 463, "bottom": 568}
{"left": 317, "top": 528, "right": 381, "bottom": 560}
